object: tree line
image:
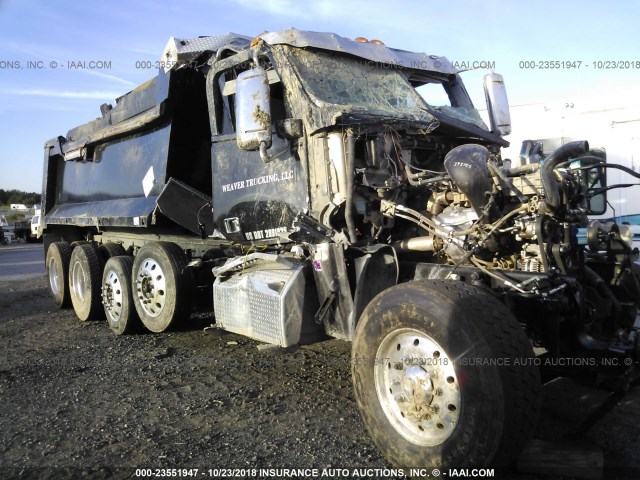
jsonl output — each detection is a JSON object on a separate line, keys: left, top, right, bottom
{"left": 0, "top": 189, "right": 42, "bottom": 207}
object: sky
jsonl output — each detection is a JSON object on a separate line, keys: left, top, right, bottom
{"left": 1, "top": 0, "right": 639, "bottom": 192}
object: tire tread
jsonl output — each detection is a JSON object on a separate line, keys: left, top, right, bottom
{"left": 103, "top": 255, "right": 141, "bottom": 335}
{"left": 46, "top": 242, "right": 72, "bottom": 308}
{"left": 420, "top": 280, "right": 541, "bottom": 466}
{"left": 69, "top": 243, "right": 105, "bottom": 321}
{"left": 132, "top": 242, "right": 193, "bottom": 332}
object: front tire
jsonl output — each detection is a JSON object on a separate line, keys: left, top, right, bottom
{"left": 352, "top": 280, "right": 541, "bottom": 469}
{"left": 132, "top": 242, "right": 193, "bottom": 333}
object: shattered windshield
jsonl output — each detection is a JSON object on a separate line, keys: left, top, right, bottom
{"left": 283, "top": 47, "right": 437, "bottom": 125}
{"left": 415, "top": 82, "right": 488, "bottom": 130}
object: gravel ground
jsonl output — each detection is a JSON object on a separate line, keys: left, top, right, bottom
{"left": 1, "top": 274, "right": 639, "bottom": 480}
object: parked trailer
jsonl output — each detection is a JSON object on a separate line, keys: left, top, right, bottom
{"left": 42, "top": 29, "right": 640, "bottom": 470}
{"left": 13, "top": 220, "right": 30, "bottom": 241}
{"left": 1, "top": 215, "right": 14, "bottom": 244}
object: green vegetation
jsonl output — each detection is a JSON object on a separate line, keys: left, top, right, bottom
{"left": 0, "top": 189, "right": 41, "bottom": 209}
{"left": 4, "top": 213, "right": 27, "bottom": 222}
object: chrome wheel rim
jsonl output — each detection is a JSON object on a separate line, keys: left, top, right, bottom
{"left": 103, "top": 268, "right": 123, "bottom": 325}
{"left": 71, "top": 260, "right": 87, "bottom": 303}
{"left": 48, "top": 257, "right": 61, "bottom": 296}
{"left": 135, "top": 258, "right": 166, "bottom": 317}
{"left": 375, "top": 327, "right": 461, "bottom": 446}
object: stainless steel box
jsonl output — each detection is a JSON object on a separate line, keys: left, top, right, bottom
{"left": 213, "top": 263, "right": 306, "bottom": 347}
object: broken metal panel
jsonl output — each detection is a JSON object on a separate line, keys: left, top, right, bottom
{"left": 109, "top": 75, "right": 167, "bottom": 125}
{"left": 156, "top": 178, "right": 214, "bottom": 236}
{"left": 161, "top": 33, "right": 252, "bottom": 71}
{"left": 62, "top": 104, "right": 167, "bottom": 160}
{"left": 213, "top": 259, "right": 314, "bottom": 347}
{"left": 62, "top": 66, "right": 209, "bottom": 159}
{"left": 64, "top": 73, "right": 169, "bottom": 145}
{"left": 260, "top": 28, "right": 456, "bottom": 75}
{"left": 312, "top": 243, "right": 355, "bottom": 341}
{"left": 65, "top": 116, "right": 111, "bottom": 144}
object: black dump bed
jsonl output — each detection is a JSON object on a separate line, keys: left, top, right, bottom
{"left": 42, "top": 34, "right": 251, "bottom": 233}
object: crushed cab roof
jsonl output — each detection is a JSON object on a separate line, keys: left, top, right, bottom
{"left": 259, "top": 28, "right": 456, "bottom": 75}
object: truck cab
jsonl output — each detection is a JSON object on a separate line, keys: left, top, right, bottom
{"left": 205, "top": 31, "right": 508, "bottom": 246}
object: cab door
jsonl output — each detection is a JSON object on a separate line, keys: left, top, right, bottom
{"left": 208, "top": 55, "right": 307, "bottom": 243}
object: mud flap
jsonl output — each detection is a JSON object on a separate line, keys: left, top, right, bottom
{"left": 312, "top": 243, "right": 398, "bottom": 340}
{"left": 352, "top": 245, "right": 398, "bottom": 328}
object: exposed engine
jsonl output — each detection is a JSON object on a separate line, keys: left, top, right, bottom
{"left": 338, "top": 132, "right": 634, "bottom": 276}
{"left": 310, "top": 128, "right": 640, "bottom": 356}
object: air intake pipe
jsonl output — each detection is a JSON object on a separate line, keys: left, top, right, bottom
{"left": 540, "top": 140, "right": 589, "bottom": 210}
{"left": 443, "top": 144, "right": 497, "bottom": 220}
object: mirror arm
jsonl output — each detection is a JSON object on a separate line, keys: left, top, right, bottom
{"left": 260, "top": 141, "right": 288, "bottom": 164}
{"left": 251, "top": 40, "right": 265, "bottom": 68}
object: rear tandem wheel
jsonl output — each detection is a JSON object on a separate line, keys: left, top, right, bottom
{"left": 132, "top": 242, "right": 193, "bottom": 333}
{"left": 102, "top": 255, "right": 141, "bottom": 335}
{"left": 46, "top": 241, "right": 72, "bottom": 308}
{"left": 69, "top": 243, "right": 105, "bottom": 321}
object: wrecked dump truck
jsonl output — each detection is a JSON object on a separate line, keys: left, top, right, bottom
{"left": 42, "top": 29, "right": 640, "bottom": 469}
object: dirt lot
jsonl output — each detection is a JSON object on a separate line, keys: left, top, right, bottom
{"left": 1, "top": 274, "right": 639, "bottom": 480}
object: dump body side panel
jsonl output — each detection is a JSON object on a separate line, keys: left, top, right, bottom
{"left": 42, "top": 67, "right": 211, "bottom": 232}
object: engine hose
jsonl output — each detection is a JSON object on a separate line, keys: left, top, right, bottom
{"left": 345, "top": 131, "right": 358, "bottom": 243}
{"left": 429, "top": 192, "right": 452, "bottom": 216}
{"left": 508, "top": 163, "right": 540, "bottom": 176}
{"left": 487, "top": 161, "right": 528, "bottom": 203}
{"left": 535, "top": 216, "right": 550, "bottom": 273}
{"left": 562, "top": 158, "right": 640, "bottom": 180}
{"left": 555, "top": 155, "right": 603, "bottom": 169}
{"left": 583, "top": 266, "right": 622, "bottom": 318}
{"left": 540, "top": 140, "right": 589, "bottom": 210}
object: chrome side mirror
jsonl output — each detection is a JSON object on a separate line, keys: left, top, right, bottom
{"left": 236, "top": 67, "right": 272, "bottom": 153}
{"left": 483, "top": 73, "right": 511, "bottom": 136}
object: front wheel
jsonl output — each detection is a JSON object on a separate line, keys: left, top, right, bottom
{"left": 352, "top": 280, "right": 541, "bottom": 469}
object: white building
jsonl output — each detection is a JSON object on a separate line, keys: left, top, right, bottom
{"left": 501, "top": 91, "right": 640, "bottom": 221}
